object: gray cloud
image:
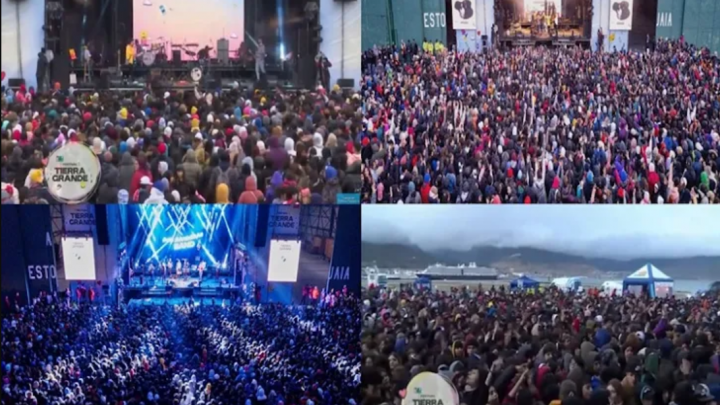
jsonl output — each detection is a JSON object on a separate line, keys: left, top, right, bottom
{"left": 361, "top": 206, "right": 720, "bottom": 260}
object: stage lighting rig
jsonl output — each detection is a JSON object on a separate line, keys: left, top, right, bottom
{"left": 304, "top": 1, "right": 319, "bottom": 22}
{"left": 46, "top": 1, "right": 64, "bottom": 19}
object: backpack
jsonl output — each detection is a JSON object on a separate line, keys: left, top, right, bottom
{"left": 215, "top": 167, "right": 230, "bottom": 187}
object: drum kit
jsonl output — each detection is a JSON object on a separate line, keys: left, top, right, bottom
{"left": 136, "top": 40, "right": 207, "bottom": 84}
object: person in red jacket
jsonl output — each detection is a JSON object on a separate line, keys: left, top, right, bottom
{"left": 129, "top": 154, "right": 152, "bottom": 197}
{"left": 238, "top": 176, "right": 264, "bottom": 204}
{"left": 420, "top": 173, "right": 431, "bottom": 203}
{"left": 647, "top": 162, "right": 660, "bottom": 200}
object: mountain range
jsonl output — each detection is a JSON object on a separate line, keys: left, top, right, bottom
{"left": 362, "top": 242, "right": 720, "bottom": 279}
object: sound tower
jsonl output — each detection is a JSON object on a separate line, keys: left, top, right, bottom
{"left": 298, "top": 26, "right": 315, "bottom": 89}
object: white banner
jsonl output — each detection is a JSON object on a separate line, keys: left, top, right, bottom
{"left": 62, "top": 237, "right": 97, "bottom": 281}
{"left": 402, "top": 372, "right": 459, "bottom": 405}
{"left": 269, "top": 206, "right": 301, "bottom": 236}
{"left": 63, "top": 205, "right": 96, "bottom": 233}
{"left": 451, "top": 0, "right": 477, "bottom": 30}
{"left": 609, "top": 0, "right": 633, "bottom": 31}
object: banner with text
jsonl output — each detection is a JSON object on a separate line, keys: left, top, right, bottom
{"left": 327, "top": 206, "right": 360, "bottom": 296}
{"left": 269, "top": 206, "right": 301, "bottom": 236}
{"left": 63, "top": 204, "right": 96, "bottom": 233}
{"left": 19, "top": 206, "right": 58, "bottom": 299}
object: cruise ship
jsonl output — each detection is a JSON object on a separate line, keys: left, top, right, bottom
{"left": 418, "top": 263, "right": 499, "bottom": 281}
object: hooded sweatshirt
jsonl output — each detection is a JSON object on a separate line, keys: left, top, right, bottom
{"left": 312, "top": 133, "right": 324, "bottom": 157}
{"left": 182, "top": 149, "right": 202, "bottom": 188}
{"left": 117, "top": 152, "right": 136, "bottom": 192}
{"left": 238, "top": 176, "right": 264, "bottom": 204}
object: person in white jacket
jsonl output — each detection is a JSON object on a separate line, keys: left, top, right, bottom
{"left": 144, "top": 179, "right": 169, "bottom": 204}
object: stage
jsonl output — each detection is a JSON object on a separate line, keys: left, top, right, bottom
{"left": 499, "top": 35, "right": 591, "bottom": 48}
{"left": 2, "top": 205, "right": 360, "bottom": 309}
{"left": 69, "top": 62, "right": 300, "bottom": 92}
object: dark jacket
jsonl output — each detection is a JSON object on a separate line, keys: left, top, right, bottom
{"left": 117, "top": 152, "right": 136, "bottom": 192}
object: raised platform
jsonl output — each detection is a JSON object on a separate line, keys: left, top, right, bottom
{"left": 68, "top": 77, "right": 302, "bottom": 93}
{"left": 69, "top": 60, "right": 300, "bottom": 91}
{"left": 500, "top": 35, "right": 591, "bottom": 49}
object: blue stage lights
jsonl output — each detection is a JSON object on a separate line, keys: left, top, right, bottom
{"left": 127, "top": 205, "right": 239, "bottom": 268}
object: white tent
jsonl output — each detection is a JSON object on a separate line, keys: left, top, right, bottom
{"left": 623, "top": 264, "right": 674, "bottom": 298}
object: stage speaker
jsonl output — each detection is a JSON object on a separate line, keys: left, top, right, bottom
{"left": 255, "top": 205, "right": 269, "bottom": 248}
{"left": 297, "top": 27, "right": 316, "bottom": 89}
{"left": 204, "top": 74, "right": 221, "bottom": 91}
{"left": 172, "top": 50, "right": 182, "bottom": 66}
{"left": 254, "top": 74, "right": 269, "bottom": 91}
{"left": 8, "top": 78, "right": 25, "bottom": 88}
{"left": 336, "top": 78, "right": 355, "bottom": 89}
{"left": 98, "top": 70, "right": 110, "bottom": 90}
{"left": 217, "top": 38, "right": 229, "bottom": 64}
{"left": 95, "top": 205, "right": 109, "bottom": 245}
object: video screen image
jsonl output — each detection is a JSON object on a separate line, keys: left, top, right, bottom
{"left": 133, "top": 0, "right": 245, "bottom": 61}
{"left": 126, "top": 205, "right": 236, "bottom": 271}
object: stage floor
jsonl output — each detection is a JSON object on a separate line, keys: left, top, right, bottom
{"left": 504, "top": 26, "right": 585, "bottom": 39}
{"left": 128, "top": 297, "right": 236, "bottom": 307}
{"left": 129, "top": 275, "right": 232, "bottom": 289}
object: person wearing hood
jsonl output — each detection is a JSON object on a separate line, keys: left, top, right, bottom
{"left": 24, "top": 169, "right": 54, "bottom": 203}
{"left": 117, "top": 152, "right": 136, "bottom": 192}
{"left": 97, "top": 167, "right": 120, "bottom": 204}
{"left": 215, "top": 183, "right": 231, "bottom": 204}
{"left": 322, "top": 166, "right": 340, "bottom": 204}
{"left": 312, "top": 133, "right": 324, "bottom": 158}
{"left": 266, "top": 171, "right": 284, "bottom": 202}
{"left": 130, "top": 154, "right": 152, "bottom": 197}
{"left": 266, "top": 136, "right": 289, "bottom": 172}
{"left": 100, "top": 151, "right": 119, "bottom": 188}
{"left": 238, "top": 176, "right": 264, "bottom": 204}
{"left": 193, "top": 133, "right": 207, "bottom": 167}
{"left": 6, "top": 146, "right": 26, "bottom": 189}
{"left": 181, "top": 149, "right": 202, "bottom": 189}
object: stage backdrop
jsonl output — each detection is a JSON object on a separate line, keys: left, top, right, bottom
{"left": 608, "top": 0, "right": 634, "bottom": 30}
{"left": 455, "top": 0, "right": 495, "bottom": 52}
{"left": 132, "top": 0, "right": 244, "bottom": 61}
{"left": 126, "top": 205, "right": 243, "bottom": 270}
{"left": 0, "top": 0, "right": 45, "bottom": 88}
{"left": 327, "top": 206, "right": 360, "bottom": 296}
{"left": 451, "top": 0, "right": 477, "bottom": 30}
{"left": 319, "top": 0, "right": 361, "bottom": 89}
{"left": 592, "top": 0, "right": 629, "bottom": 51}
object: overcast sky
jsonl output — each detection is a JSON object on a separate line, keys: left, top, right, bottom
{"left": 361, "top": 206, "right": 720, "bottom": 260}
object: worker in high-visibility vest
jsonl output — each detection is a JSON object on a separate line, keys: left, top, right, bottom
{"left": 125, "top": 40, "right": 136, "bottom": 65}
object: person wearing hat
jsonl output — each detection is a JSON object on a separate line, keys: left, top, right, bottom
{"left": 134, "top": 175, "right": 153, "bottom": 203}
{"left": 25, "top": 168, "right": 53, "bottom": 203}
{"left": 322, "top": 166, "right": 340, "bottom": 204}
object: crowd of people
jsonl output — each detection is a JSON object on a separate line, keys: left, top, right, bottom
{"left": 2, "top": 293, "right": 361, "bottom": 405}
{"left": 361, "top": 284, "right": 720, "bottom": 405}
{"left": 361, "top": 39, "right": 720, "bottom": 203}
{"left": 1, "top": 83, "right": 362, "bottom": 204}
